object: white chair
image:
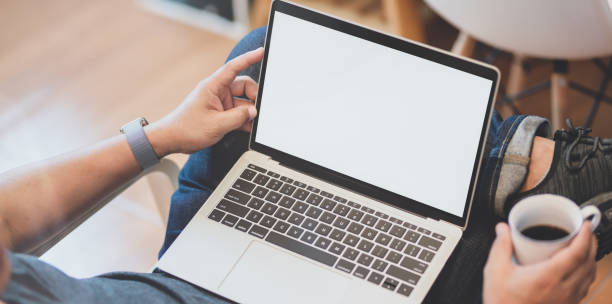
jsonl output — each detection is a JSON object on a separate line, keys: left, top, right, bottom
{"left": 425, "top": 0, "right": 612, "bottom": 130}
{"left": 421, "top": 2, "right": 612, "bottom": 302}
{"left": 27, "top": 159, "right": 180, "bottom": 277}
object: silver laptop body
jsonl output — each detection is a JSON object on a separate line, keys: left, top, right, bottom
{"left": 157, "top": 1, "right": 500, "bottom": 303}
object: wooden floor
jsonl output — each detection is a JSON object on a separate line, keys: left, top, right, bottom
{"left": 0, "top": 0, "right": 235, "bottom": 172}
{"left": 0, "top": 0, "right": 236, "bottom": 280}
{"left": 1, "top": 0, "right": 611, "bottom": 302}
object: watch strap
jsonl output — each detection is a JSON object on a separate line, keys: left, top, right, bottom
{"left": 122, "top": 119, "right": 160, "bottom": 169}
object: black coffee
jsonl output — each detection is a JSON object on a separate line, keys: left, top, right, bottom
{"left": 521, "top": 225, "right": 569, "bottom": 240}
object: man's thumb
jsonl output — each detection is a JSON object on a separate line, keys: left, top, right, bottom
{"left": 216, "top": 106, "right": 257, "bottom": 132}
{"left": 487, "top": 223, "right": 513, "bottom": 266}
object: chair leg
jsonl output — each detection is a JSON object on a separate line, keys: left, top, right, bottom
{"left": 584, "top": 57, "right": 612, "bottom": 128}
{"left": 551, "top": 60, "right": 570, "bottom": 131}
{"left": 451, "top": 32, "right": 475, "bottom": 57}
{"left": 500, "top": 54, "right": 527, "bottom": 118}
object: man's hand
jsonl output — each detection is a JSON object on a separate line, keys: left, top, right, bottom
{"left": 483, "top": 222, "right": 597, "bottom": 304}
{"left": 146, "top": 47, "right": 264, "bottom": 156}
{"left": 0, "top": 48, "right": 264, "bottom": 252}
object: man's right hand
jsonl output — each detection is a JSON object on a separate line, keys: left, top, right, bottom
{"left": 483, "top": 222, "right": 597, "bottom": 304}
{"left": 145, "top": 47, "right": 264, "bottom": 157}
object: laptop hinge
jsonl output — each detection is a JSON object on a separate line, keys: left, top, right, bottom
{"left": 248, "top": 150, "right": 276, "bottom": 163}
{"left": 438, "top": 218, "right": 464, "bottom": 231}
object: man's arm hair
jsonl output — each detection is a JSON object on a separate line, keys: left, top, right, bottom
{"left": 0, "top": 134, "right": 145, "bottom": 252}
{"left": 0, "top": 48, "right": 264, "bottom": 253}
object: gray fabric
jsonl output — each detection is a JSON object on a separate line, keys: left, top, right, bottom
{"left": 493, "top": 116, "right": 551, "bottom": 217}
{"left": 2, "top": 252, "right": 228, "bottom": 304}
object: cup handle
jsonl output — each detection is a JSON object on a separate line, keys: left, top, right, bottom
{"left": 581, "top": 205, "right": 601, "bottom": 231}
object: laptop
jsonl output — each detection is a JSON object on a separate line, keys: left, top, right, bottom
{"left": 157, "top": 1, "right": 499, "bottom": 303}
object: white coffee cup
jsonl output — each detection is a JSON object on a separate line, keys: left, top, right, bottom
{"left": 508, "top": 194, "right": 601, "bottom": 265}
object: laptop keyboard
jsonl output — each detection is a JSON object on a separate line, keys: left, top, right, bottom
{"left": 207, "top": 164, "right": 448, "bottom": 298}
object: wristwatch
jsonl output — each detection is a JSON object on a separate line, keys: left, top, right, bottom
{"left": 120, "top": 117, "right": 160, "bottom": 170}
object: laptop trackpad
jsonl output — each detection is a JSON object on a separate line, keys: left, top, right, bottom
{"left": 219, "top": 241, "right": 350, "bottom": 304}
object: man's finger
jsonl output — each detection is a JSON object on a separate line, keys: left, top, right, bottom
{"left": 545, "top": 223, "right": 592, "bottom": 278}
{"left": 485, "top": 223, "right": 513, "bottom": 273}
{"left": 215, "top": 105, "right": 257, "bottom": 133}
{"left": 220, "top": 90, "right": 234, "bottom": 111}
{"left": 212, "top": 48, "right": 264, "bottom": 88}
{"left": 232, "top": 98, "right": 256, "bottom": 132}
{"left": 562, "top": 233, "right": 597, "bottom": 284}
{"left": 230, "top": 76, "right": 259, "bottom": 101}
{"left": 238, "top": 121, "right": 254, "bottom": 133}
{"left": 574, "top": 266, "right": 596, "bottom": 303}
{"left": 562, "top": 248, "right": 596, "bottom": 291}
{"left": 233, "top": 97, "right": 255, "bottom": 108}
{"left": 589, "top": 234, "right": 598, "bottom": 262}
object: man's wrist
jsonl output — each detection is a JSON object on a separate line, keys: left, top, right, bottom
{"left": 144, "top": 122, "right": 173, "bottom": 158}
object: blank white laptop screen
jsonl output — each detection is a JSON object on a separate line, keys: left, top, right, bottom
{"left": 255, "top": 12, "right": 493, "bottom": 217}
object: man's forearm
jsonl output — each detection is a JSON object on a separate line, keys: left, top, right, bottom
{"left": 0, "top": 134, "right": 144, "bottom": 252}
{"left": 0, "top": 48, "right": 263, "bottom": 253}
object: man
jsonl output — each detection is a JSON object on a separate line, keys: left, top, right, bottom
{"left": 0, "top": 28, "right": 610, "bottom": 303}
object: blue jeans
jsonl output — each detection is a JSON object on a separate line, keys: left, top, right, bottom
{"left": 158, "top": 27, "right": 532, "bottom": 304}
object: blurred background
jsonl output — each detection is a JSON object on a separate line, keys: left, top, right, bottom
{"left": 0, "top": 0, "right": 611, "bottom": 303}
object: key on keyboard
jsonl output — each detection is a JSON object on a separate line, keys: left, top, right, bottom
{"left": 208, "top": 165, "right": 449, "bottom": 299}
